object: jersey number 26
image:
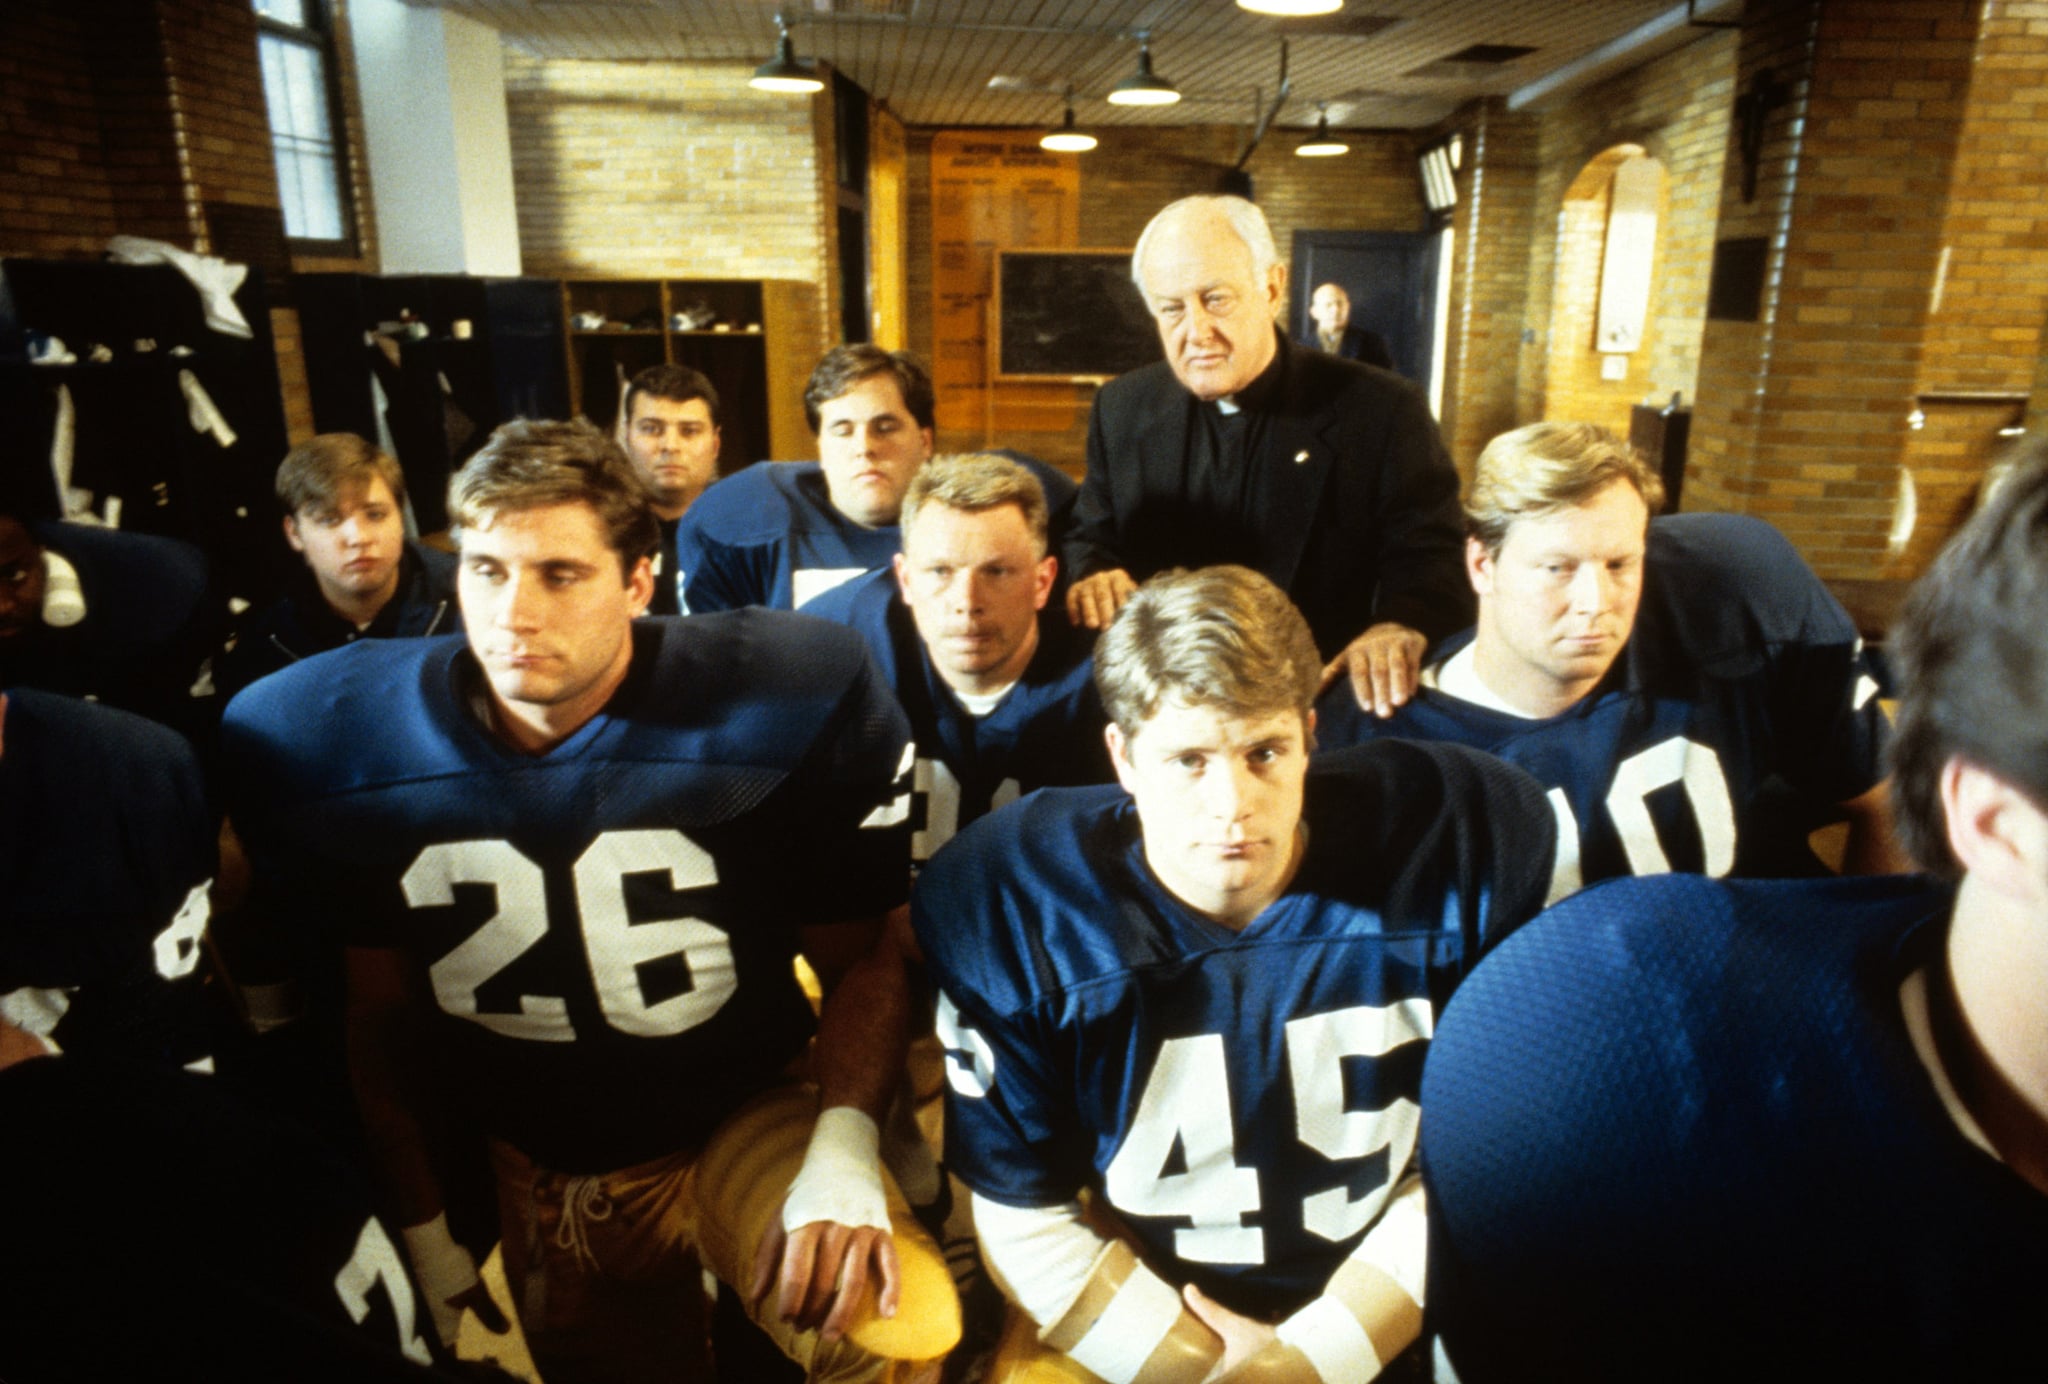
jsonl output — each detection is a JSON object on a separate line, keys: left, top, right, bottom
{"left": 403, "top": 830, "right": 737, "bottom": 1042}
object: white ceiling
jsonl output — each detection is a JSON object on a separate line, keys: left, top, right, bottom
{"left": 419, "top": 0, "right": 1742, "bottom": 131}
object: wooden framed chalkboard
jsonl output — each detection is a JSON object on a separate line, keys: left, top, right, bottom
{"left": 994, "top": 249, "right": 1159, "bottom": 382}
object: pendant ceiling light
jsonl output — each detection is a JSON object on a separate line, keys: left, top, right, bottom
{"left": 1296, "top": 104, "right": 1348, "bottom": 157}
{"left": 750, "top": 13, "right": 824, "bottom": 94}
{"left": 1238, "top": 0, "right": 1343, "bottom": 14}
{"left": 1107, "top": 34, "right": 1181, "bottom": 107}
{"left": 1041, "top": 90, "right": 1098, "bottom": 152}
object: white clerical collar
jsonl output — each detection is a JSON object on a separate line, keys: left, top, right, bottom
{"left": 1215, "top": 395, "right": 1242, "bottom": 416}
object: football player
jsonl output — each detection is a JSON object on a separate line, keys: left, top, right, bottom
{"left": 1, "top": 1054, "right": 470, "bottom": 1381}
{"left": 1317, "top": 419, "right": 1908, "bottom": 885}
{"left": 1420, "top": 441, "right": 2048, "bottom": 1379}
{"left": 0, "top": 506, "right": 216, "bottom": 740}
{"left": 215, "top": 432, "right": 460, "bottom": 704}
{"left": 913, "top": 565, "right": 1558, "bottom": 1382}
{"left": 807, "top": 451, "right": 1110, "bottom": 867}
{"left": 1, "top": 684, "right": 219, "bottom": 1072}
{"left": 222, "top": 418, "right": 929, "bottom": 1382}
{"left": 617, "top": 363, "right": 721, "bottom": 614}
{"left": 673, "top": 345, "right": 1076, "bottom": 613}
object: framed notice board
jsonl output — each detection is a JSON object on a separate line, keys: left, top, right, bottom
{"left": 994, "top": 249, "right": 1158, "bottom": 382}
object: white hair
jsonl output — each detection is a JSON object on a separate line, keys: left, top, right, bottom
{"left": 1130, "top": 195, "right": 1281, "bottom": 290}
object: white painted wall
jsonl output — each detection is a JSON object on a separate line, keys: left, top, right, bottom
{"left": 350, "top": 0, "right": 520, "bottom": 275}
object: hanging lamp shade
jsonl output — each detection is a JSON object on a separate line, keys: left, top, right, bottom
{"left": 1296, "top": 110, "right": 1348, "bottom": 157}
{"left": 750, "top": 20, "right": 824, "bottom": 94}
{"left": 1107, "top": 38, "right": 1181, "bottom": 107}
{"left": 1238, "top": 0, "right": 1343, "bottom": 14}
{"left": 1041, "top": 104, "right": 1098, "bottom": 153}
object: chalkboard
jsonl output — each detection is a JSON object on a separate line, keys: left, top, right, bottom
{"left": 995, "top": 249, "right": 1159, "bottom": 381}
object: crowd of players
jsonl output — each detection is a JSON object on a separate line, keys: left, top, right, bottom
{"left": 4, "top": 192, "right": 2044, "bottom": 1384}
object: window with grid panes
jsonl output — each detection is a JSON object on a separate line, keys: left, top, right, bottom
{"left": 253, "top": 0, "right": 355, "bottom": 252}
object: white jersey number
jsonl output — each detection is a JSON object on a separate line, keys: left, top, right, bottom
{"left": 1101, "top": 1001, "right": 1433, "bottom": 1266}
{"left": 152, "top": 879, "right": 213, "bottom": 980}
{"left": 333, "top": 1216, "right": 432, "bottom": 1365}
{"left": 1547, "top": 735, "right": 1737, "bottom": 897}
{"left": 404, "top": 830, "right": 736, "bottom": 1042}
{"left": 911, "top": 757, "right": 1023, "bottom": 863}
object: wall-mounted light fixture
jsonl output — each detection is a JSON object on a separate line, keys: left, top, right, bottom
{"left": 1296, "top": 104, "right": 1347, "bottom": 157}
{"left": 1041, "top": 88, "right": 1097, "bottom": 152}
{"left": 1419, "top": 134, "right": 1461, "bottom": 219}
{"left": 1107, "top": 33, "right": 1180, "bottom": 106}
{"left": 750, "top": 13, "right": 824, "bottom": 94}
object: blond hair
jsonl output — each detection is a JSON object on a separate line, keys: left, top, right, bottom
{"left": 1095, "top": 565, "right": 1320, "bottom": 738}
{"left": 898, "top": 452, "right": 1050, "bottom": 557}
{"left": 1466, "top": 422, "right": 1664, "bottom": 555}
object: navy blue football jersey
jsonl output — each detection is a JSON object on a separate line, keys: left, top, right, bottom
{"left": 912, "top": 740, "right": 1557, "bottom": 1318}
{"left": 1317, "top": 513, "right": 1887, "bottom": 884}
{"left": 1422, "top": 872, "right": 2048, "bottom": 1380}
{"left": 673, "top": 455, "right": 1078, "bottom": 614}
{"left": 1, "top": 1055, "right": 451, "bottom": 1381}
{"left": 805, "top": 567, "right": 1110, "bottom": 865}
{"left": 1, "top": 522, "right": 217, "bottom": 738}
{"left": 0, "top": 687, "right": 220, "bottom": 1068}
{"left": 221, "top": 614, "right": 912, "bottom": 1173}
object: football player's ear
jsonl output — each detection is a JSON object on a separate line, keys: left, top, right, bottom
{"left": 625, "top": 554, "right": 655, "bottom": 616}
{"left": 1031, "top": 554, "right": 1057, "bottom": 611}
{"left": 1941, "top": 756, "right": 2048, "bottom": 901}
{"left": 1105, "top": 722, "right": 1138, "bottom": 793}
{"left": 1465, "top": 535, "right": 1493, "bottom": 596}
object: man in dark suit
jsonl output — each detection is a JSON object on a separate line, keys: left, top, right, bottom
{"left": 1302, "top": 282, "right": 1395, "bottom": 371}
{"left": 1063, "top": 194, "right": 1469, "bottom": 717}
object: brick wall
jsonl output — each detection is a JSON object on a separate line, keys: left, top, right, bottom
{"left": 1687, "top": 0, "right": 1820, "bottom": 521}
{"left": 1, "top": 4, "right": 123, "bottom": 253}
{"left": 501, "top": 52, "right": 835, "bottom": 369}
{"left": 2, "top": 2, "right": 190, "bottom": 257}
{"left": 1436, "top": 99, "right": 1541, "bottom": 478}
{"left": 1899, "top": 0, "right": 2048, "bottom": 571}
{"left": 1519, "top": 30, "right": 1736, "bottom": 432}
{"left": 1688, "top": 0, "right": 2016, "bottom": 595}
{"left": 0, "top": 0, "right": 379, "bottom": 443}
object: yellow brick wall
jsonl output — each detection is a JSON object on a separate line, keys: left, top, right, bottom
{"left": 501, "top": 53, "right": 834, "bottom": 370}
{"left": 1522, "top": 29, "right": 1737, "bottom": 433}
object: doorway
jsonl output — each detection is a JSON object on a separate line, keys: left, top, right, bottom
{"left": 1290, "top": 230, "right": 1441, "bottom": 396}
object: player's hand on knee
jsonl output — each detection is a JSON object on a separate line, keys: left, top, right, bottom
{"left": 1319, "top": 622, "right": 1426, "bottom": 719}
{"left": 1068, "top": 569, "right": 1137, "bottom": 630}
{"left": 754, "top": 1217, "right": 902, "bottom": 1340}
{"left": 750, "top": 1105, "right": 898, "bottom": 1338}
{"left": 1182, "top": 1282, "right": 1277, "bottom": 1383}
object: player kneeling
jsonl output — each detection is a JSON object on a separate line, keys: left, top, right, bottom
{"left": 912, "top": 566, "right": 1559, "bottom": 1382}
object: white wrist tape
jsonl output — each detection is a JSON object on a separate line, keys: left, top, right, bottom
{"left": 1064, "top": 1255, "right": 1184, "bottom": 1384}
{"left": 1276, "top": 1296, "right": 1382, "bottom": 1383}
{"left": 971, "top": 1193, "right": 1106, "bottom": 1328}
{"left": 401, "top": 1211, "right": 479, "bottom": 1345}
{"left": 781, "top": 1105, "right": 891, "bottom": 1234}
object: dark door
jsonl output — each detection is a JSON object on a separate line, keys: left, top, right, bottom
{"left": 1290, "top": 230, "right": 1439, "bottom": 394}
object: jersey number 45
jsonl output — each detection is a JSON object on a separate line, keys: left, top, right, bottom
{"left": 941, "top": 994, "right": 1432, "bottom": 1266}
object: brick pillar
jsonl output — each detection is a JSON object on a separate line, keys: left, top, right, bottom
{"left": 1437, "top": 98, "right": 1540, "bottom": 480}
{"left": 1690, "top": 0, "right": 2048, "bottom": 598}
